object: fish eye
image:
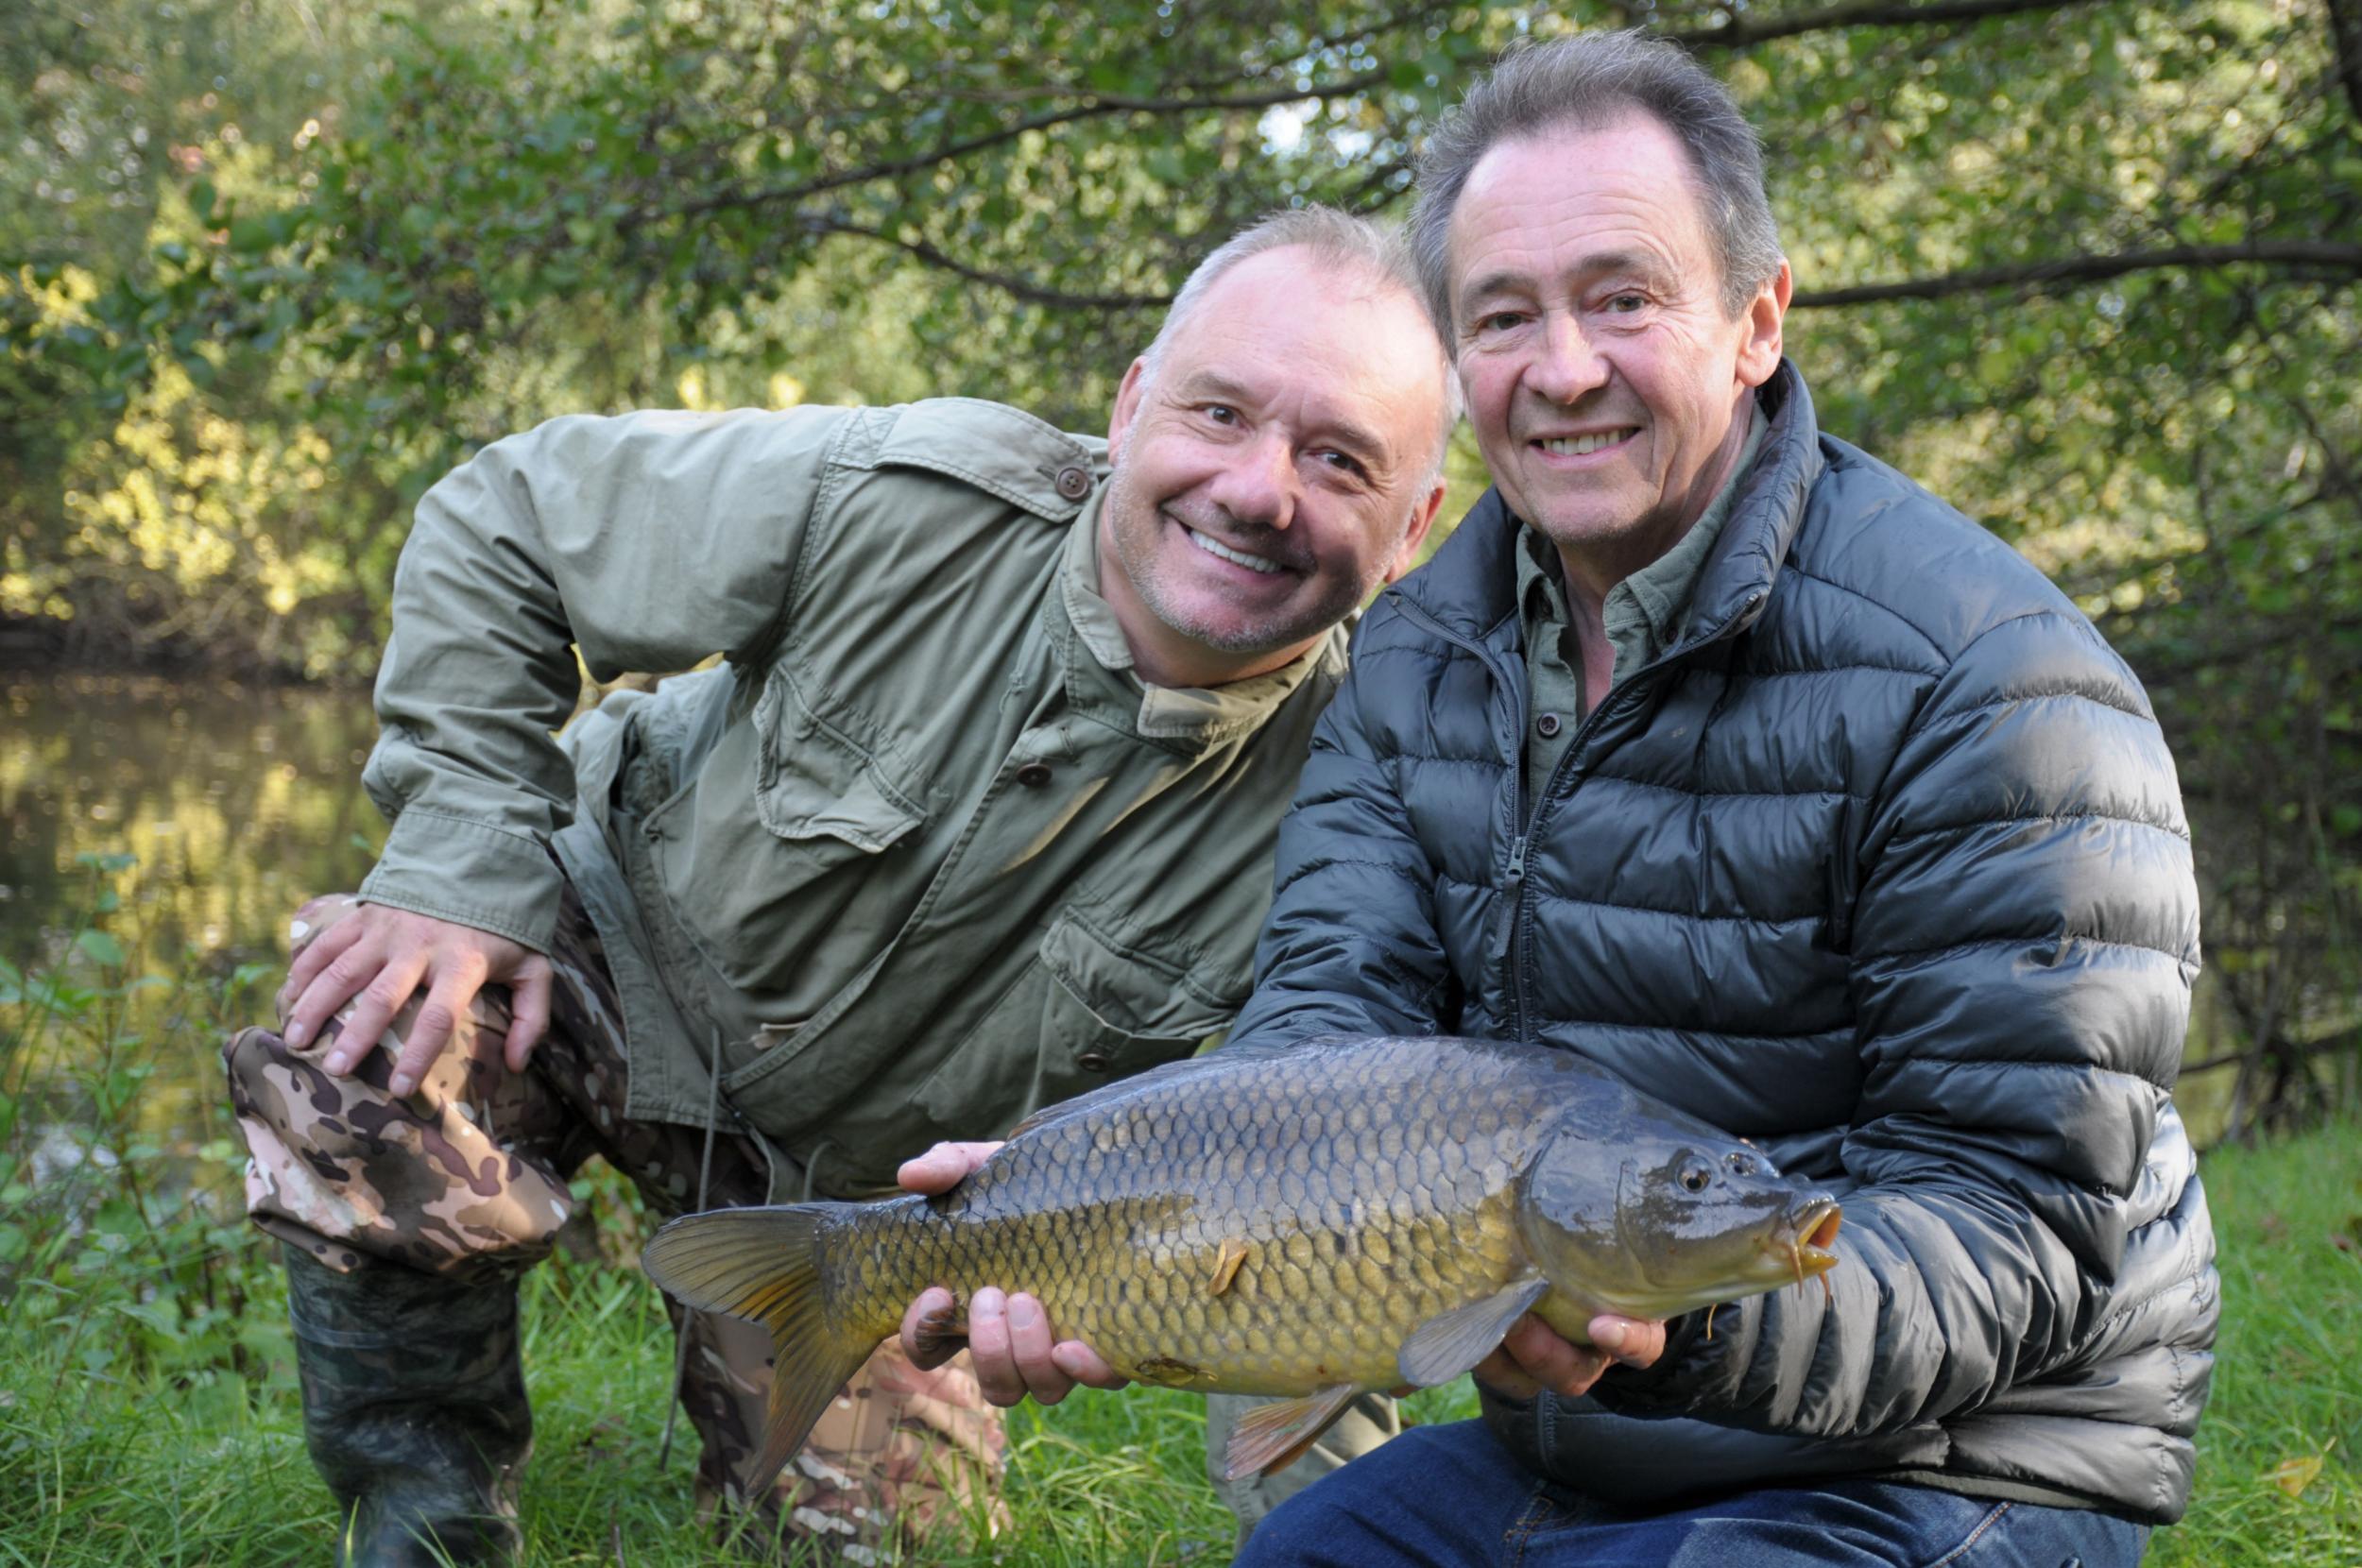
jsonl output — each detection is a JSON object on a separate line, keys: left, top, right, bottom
{"left": 1679, "top": 1158, "right": 1714, "bottom": 1193}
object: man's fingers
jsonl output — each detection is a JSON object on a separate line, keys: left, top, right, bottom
{"left": 390, "top": 954, "right": 488, "bottom": 1098}
{"left": 1471, "top": 1346, "right": 1543, "bottom": 1401}
{"left": 967, "top": 1287, "right": 1023, "bottom": 1406}
{"left": 1048, "top": 1339, "right": 1128, "bottom": 1391}
{"left": 1501, "top": 1313, "right": 1613, "bottom": 1400}
{"left": 279, "top": 914, "right": 364, "bottom": 1016}
{"left": 325, "top": 949, "right": 430, "bottom": 1081}
{"left": 1002, "top": 1294, "right": 1072, "bottom": 1406}
{"left": 504, "top": 961, "right": 554, "bottom": 1074}
{"left": 1588, "top": 1314, "right": 1666, "bottom": 1371}
{"left": 283, "top": 929, "right": 380, "bottom": 1050}
{"left": 896, "top": 1141, "right": 1004, "bottom": 1195}
{"left": 900, "top": 1287, "right": 964, "bottom": 1370}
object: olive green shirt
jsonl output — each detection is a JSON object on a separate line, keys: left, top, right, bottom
{"left": 357, "top": 400, "right": 1348, "bottom": 1197}
{"left": 1516, "top": 403, "right": 1769, "bottom": 806}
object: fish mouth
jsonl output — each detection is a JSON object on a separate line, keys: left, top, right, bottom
{"left": 1773, "top": 1199, "right": 1842, "bottom": 1287}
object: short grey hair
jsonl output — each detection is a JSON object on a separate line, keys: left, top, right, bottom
{"left": 1409, "top": 30, "right": 1784, "bottom": 331}
{"left": 1140, "top": 206, "right": 1462, "bottom": 474}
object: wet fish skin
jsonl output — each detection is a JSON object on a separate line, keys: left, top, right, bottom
{"left": 642, "top": 1034, "right": 1840, "bottom": 1487}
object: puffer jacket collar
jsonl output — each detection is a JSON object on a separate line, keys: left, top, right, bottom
{"left": 1404, "top": 359, "right": 1826, "bottom": 666}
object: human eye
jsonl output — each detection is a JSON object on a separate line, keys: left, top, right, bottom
{"left": 1313, "top": 448, "right": 1368, "bottom": 478}
{"left": 1200, "top": 403, "right": 1241, "bottom": 426}
{"left": 1471, "top": 309, "right": 1528, "bottom": 335}
{"left": 1603, "top": 290, "right": 1650, "bottom": 315}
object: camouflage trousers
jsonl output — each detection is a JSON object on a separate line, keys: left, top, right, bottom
{"left": 223, "top": 887, "right": 1005, "bottom": 1561}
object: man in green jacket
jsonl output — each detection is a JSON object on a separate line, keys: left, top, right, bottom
{"left": 222, "top": 205, "right": 1452, "bottom": 1564}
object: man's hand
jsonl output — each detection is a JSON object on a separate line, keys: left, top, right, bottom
{"left": 894, "top": 1140, "right": 1129, "bottom": 1406}
{"left": 1472, "top": 1311, "right": 1666, "bottom": 1401}
{"left": 276, "top": 904, "right": 553, "bottom": 1098}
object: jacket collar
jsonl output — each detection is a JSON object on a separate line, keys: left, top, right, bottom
{"left": 1050, "top": 487, "right": 1347, "bottom": 746}
{"left": 1396, "top": 359, "right": 1825, "bottom": 655}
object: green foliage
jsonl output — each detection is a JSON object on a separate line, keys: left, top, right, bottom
{"left": 2, "top": 0, "right": 2359, "bottom": 1083}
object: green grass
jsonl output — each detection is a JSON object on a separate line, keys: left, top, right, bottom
{"left": 2149, "top": 1123, "right": 2362, "bottom": 1566}
{"left": 2, "top": 928, "right": 2356, "bottom": 1562}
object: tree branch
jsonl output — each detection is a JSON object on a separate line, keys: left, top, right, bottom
{"left": 2329, "top": 0, "right": 2362, "bottom": 126}
{"left": 1791, "top": 241, "right": 2362, "bottom": 306}
{"left": 800, "top": 216, "right": 1170, "bottom": 310}
{"left": 635, "top": 68, "right": 1394, "bottom": 231}
{"left": 1664, "top": 0, "right": 2114, "bottom": 48}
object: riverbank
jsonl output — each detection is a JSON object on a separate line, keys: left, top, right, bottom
{"left": 2, "top": 943, "right": 2354, "bottom": 1562}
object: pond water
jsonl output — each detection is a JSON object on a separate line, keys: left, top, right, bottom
{"left": 2, "top": 673, "right": 384, "bottom": 976}
{"left": 0, "top": 672, "right": 2253, "bottom": 1155}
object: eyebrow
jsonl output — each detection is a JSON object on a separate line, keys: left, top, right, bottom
{"left": 1457, "top": 248, "right": 1670, "bottom": 312}
{"left": 1176, "top": 369, "right": 1391, "bottom": 462}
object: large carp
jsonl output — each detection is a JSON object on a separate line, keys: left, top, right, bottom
{"left": 642, "top": 1034, "right": 1840, "bottom": 1486}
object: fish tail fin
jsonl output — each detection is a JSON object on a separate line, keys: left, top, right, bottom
{"left": 642, "top": 1203, "right": 881, "bottom": 1490}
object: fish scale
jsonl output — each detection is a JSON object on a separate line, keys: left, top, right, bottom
{"left": 643, "top": 1034, "right": 1842, "bottom": 1489}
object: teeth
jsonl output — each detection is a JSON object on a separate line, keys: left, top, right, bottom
{"left": 1186, "top": 527, "right": 1282, "bottom": 574}
{"left": 1540, "top": 430, "right": 1634, "bottom": 456}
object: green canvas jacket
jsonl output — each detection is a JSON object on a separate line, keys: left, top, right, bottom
{"left": 357, "top": 398, "right": 1348, "bottom": 1198}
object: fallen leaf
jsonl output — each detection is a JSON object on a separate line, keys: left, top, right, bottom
{"left": 2268, "top": 1454, "right": 2325, "bottom": 1499}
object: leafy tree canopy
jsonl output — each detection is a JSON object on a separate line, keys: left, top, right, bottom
{"left": 4, "top": 0, "right": 2360, "bottom": 1123}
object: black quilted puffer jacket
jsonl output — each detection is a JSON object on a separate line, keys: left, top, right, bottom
{"left": 1226, "top": 361, "right": 2217, "bottom": 1524}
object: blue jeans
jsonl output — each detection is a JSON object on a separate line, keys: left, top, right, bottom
{"left": 1233, "top": 1420, "right": 2150, "bottom": 1567}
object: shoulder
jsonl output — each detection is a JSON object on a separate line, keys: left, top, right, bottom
{"left": 1776, "top": 436, "right": 2149, "bottom": 714}
{"left": 836, "top": 398, "right": 1108, "bottom": 523}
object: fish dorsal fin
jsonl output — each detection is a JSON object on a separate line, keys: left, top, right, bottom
{"left": 1001, "top": 1056, "right": 1207, "bottom": 1141}
{"left": 1219, "top": 1384, "right": 1363, "bottom": 1481}
{"left": 1001, "top": 1037, "right": 1313, "bottom": 1140}
{"left": 1395, "top": 1274, "right": 1549, "bottom": 1389}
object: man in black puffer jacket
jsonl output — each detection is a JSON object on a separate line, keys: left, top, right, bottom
{"left": 1222, "top": 31, "right": 2215, "bottom": 1568}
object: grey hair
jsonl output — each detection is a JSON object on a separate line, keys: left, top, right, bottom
{"left": 1140, "top": 206, "right": 1462, "bottom": 476}
{"left": 1409, "top": 30, "right": 1784, "bottom": 331}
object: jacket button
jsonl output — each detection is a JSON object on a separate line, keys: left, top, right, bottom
{"left": 1053, "top": 465, "right": 1093, "bottom": 502}
{"left": 1077, "top": 1051, "right": 1111, "bottom": 1072}
{"left": 1535, "top": 712, "right": 1563, "bottom": 739}
{"left": 1016, "top": 761, "right": 1053, "bottom": 787}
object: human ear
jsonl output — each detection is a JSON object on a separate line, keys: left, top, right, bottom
{"left": 1384, "top": 478, "right": 1451, "bottom": 584}
{"left": 1735, "top": 259, "right": 1791, "bottom": 387}
{"left": 1106, "top": 358, "right": 1151, "bottom": 465}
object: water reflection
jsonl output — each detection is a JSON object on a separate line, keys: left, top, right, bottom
{"left": 0, "top": 673, "right": 2254, "bottom": 1154}
{"left": 1, "top": 673, "right": 383, "bottom": 973}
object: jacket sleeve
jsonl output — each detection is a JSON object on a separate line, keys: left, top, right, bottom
{"left": 1224, "top": 612, "right": 1458, "bottom": 1048}
{"left": 356, "top": 407, "right": 851, "bottom": 951}
{"left": 1599, "top": 605, "right": 2200, "bottom": 1437}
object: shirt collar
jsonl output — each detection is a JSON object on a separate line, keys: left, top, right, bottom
{"left": 1514, "top": 399, "right": 1771, "bottom": 657}
{"left": 1613, "top": 401, "right": 1770, "bottom": 654}
{"left": 1056, "top": 489, "right": 1344, "bottom": 743}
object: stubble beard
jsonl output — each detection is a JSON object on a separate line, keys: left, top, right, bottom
{"left": 1104, "top": 467, "right": 1367, "bottom": 657}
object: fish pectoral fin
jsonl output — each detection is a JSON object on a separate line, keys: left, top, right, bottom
{"left": 1395, "top": 1273, "right": 1549, "bottom": 1389}
{"left": 642, "top": 1204, "right": 881, "bottom": 1491}
{"left": 1219, "top": 1384, "right": 1363, "bottom": 1482}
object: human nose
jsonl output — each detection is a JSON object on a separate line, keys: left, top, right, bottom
{"left": 1205, "top": 431, "right": 1298, "bottom": 529}
{"left": 1525, "top": 311, "right": 1609, "bottom": 405}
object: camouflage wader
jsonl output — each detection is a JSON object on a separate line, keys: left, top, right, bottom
{"left": 224, "top": 888, "right": 1005, "bottom": 1562}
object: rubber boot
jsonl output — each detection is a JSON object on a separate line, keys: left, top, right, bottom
{"left": 283, "top": 1245, "right": 533, "bottom": 1566}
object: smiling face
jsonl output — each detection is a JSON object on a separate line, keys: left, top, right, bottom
{"left": 1099, "top": 247, "right": 1450, "bottom": 689}
{"left": 1447, "top": 116, "right": 1788, "bottom": 583}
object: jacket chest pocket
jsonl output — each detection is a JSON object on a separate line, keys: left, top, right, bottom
{"left": 647, "top": 672, "right": 927, "bottom": 993}
{"left": 913, "top": 909, "right": 1240, "bottom": 1139}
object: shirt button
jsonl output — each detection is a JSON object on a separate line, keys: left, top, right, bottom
{"left": 1077, "top": 1051, "right": 1111, "bottom": 1072}
{"left": 1535, "top": 712, "right": 1564, "bottom": 739}
{"left": 1016, "top": 761, "right": 1053, "bottom": 787}
{"left": 1053, "top": 465, "right": 1092, "bottom": 502}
